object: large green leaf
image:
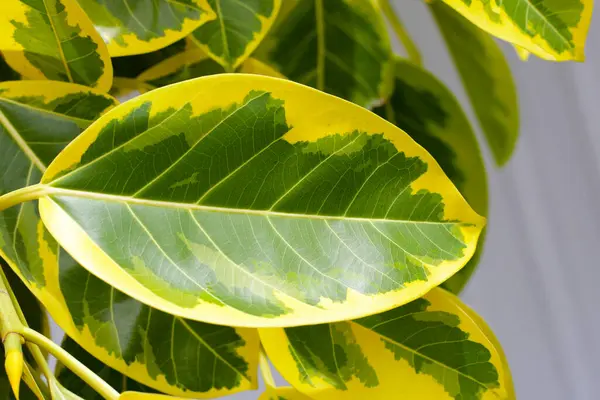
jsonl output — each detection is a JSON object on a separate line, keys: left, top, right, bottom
{"left": 76, "top": 0, "right": 216, "bottom": 57}
{"left": 261, "top": 287, "right": 514, "bottom": 400}
{"left": 440, "top": 0, "right": 593, "bottom": 61}
{"left": 36, "top": 74, "right": 484, "bottom": 328}
{"left": 373, "top": 60, "right": 487, "bottom": 294}
{"left": 258, "top": 0, "right": 394, "bottom": 108}
{"left": 431, "top": 2, "right": 519, "bottom": 166}
{"left": 0, "top": 0, "right": 113, "bottom": 91}
{"left": 188, "top": 0, "right": 281, "bottom": 71}
{"left": 0, "top": 81, "right": 258, "bottom": 398}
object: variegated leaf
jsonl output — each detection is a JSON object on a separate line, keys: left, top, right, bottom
{"left": 0, "top": 0, "right": 113, "bottom": 91}
{"left": 258, "top": 0, "right": 394, "bottom": 108}
{"left": 76, "top": 0, "right": 216, "bottom": 57}
{"left": 0, "top": 81, "right": 259, "bottom": 397}
{"left": 440, "top": 0, "right": 593, "bottom": 61}
{"left": 373, "top": 59, "right": 487, "bottom": 294}
{"left": 431, "top": 2, "right": 519, "bottom": 166}
{"left": 36, "top": 74, "right": 484, "bottom": 328}
{"left": 261, "top": 287, "right": 515, "bottom": 399}
{"left": 189, "top": 0, "right": 281, "bottom": 71}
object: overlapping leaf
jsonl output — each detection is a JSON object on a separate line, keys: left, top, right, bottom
{"left": 431, "top": 2, "right": 519, "bottom": 166}
{"left": 258, "top": 0, "right": 394, "bottom": 108}
{"left": 189, "top": 0, "right": 281, "bottom": 71}
{"left": 136, "top": 49, "right": 283, "bottom": 90}
{"left": 440, "top": 0, "right": 593, "bottom": 61}
{"left": 373, "top": 60, "right": 487, "bottom": 294}
{"left": 0, "top": 0, "right": 113, "bottom": 91}
{"left": 0, "top": 81, "right": 258, "bottom": 397}
{"left": 261, "top": 287, "right": 514, "bottom": 400}
{"left": 37, "top": 74, "right": 484, "bottom": 328}
{"left": 76, "top": 0, "right": 216, "bottom": 57}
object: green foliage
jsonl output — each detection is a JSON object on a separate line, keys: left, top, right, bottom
{"left": 0, "top": 0, "right": 591, "bottom": 399}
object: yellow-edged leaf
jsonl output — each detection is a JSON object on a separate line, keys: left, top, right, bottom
{"left": 261, "top": 287, "right": 515, "bottom": 399}
{"left": 440, "top": 0, "right": 593, "bottom": 61}
{"left": 76, "top": 0, "right": 216, "bottom": 57}
{"left": 431, "top": 2, "right": 519, "bottom": 166}
{"left": 373, "top": 59, "right": 488, "bottom": 294}
{"left": 35, "top": 74, "right": 484, "bottom": 328}
{"left": 189, "top": 0, "right": 282, "bottom": 71}
{"left": 0, "top": 0, "right": 113, "bottom": 91}
{"left": 0, "top": 81, "right": 258, "bottom": 398}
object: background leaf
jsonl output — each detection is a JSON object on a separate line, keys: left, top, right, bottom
{"left": 373, "top": 59, "right": 488, "bottom": 294}
{"left": 76, "top": 0, "right": 216, "bottom": 57}
{"left": 39, "top": 74, "right": 483, "bottom": 328}
{"left": 189, "top": 0, "right": 282, "bottom": 71}
{"left": 439, "top": 0, "right": 593, "bottom": 61}
{"left": 0, "top": 0, "right": 113, "bottom": 91}
{"left": 431, "top": 1, "right": 519, "bottom": 166}
{"left": 257, "top": 0, "right": 394, "bottom": 108}
{"left": 261, "top": 287, "right": 514, "bottom": 400}
{"left": 0, "top": 81, "right": 258, "bottom": 398}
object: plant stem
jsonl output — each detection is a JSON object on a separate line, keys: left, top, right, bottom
{"left": 20, "top": 328, "right": 119, "bottom": 400}
{"left": 379, "top": 0, "right": 422, "bottom": 66}
{"left": 259, "top": 350, "right": 276, "bottom": 389}
{"left": 0, "top": 266, "right": 53, "bottom": 388}
{"left": 0, "top": 270, "right": 25, "bottom": 398}
{"left": 0, "top": 184, "right": 46, "bottom": 212}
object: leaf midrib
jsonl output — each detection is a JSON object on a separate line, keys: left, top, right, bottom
{"left": 0, "top": 97, "right": 95, "bottom": 127}
{"left": 42, "top": 186, "right": 466, "bottom": 226}
{"left": 0, "top": 109, "right": 46, "bottom": 172}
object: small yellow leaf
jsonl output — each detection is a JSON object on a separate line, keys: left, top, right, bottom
{"left": 4, "top": 339, "right": 24, "bottom": 399}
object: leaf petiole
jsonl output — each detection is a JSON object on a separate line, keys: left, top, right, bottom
{"left": 379, "top": 0, "right": 422, "bottom": 66}
{"left": 0, "top": 184, "right": 47, "bottom": 212}
{"left": 19, "top": 328, "right": 119, "bottom": 400}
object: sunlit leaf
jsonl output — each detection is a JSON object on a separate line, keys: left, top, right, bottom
{"left": 76, "top": 0, "right": 216, "bottom": 57}
{"left": 373, "top": 59, "right": 487, "bottom": 294}
{"left": 38, "top": 74, "right": 484, "bottom": 328}
{"left": 261, "top": 287, "right": 515, "bottom": 399}
{"left": 431, "top": 2, "right": 519, "bottom": 166}
{"left": 440, "top": 0, "right": 593, "bottom": 61}
{"left": 189, "top": 0, "right": 281, "bottom": 71}
{"left": 0, "top": 0, "right": 113, "bottom": 91}
{"left": 0, "top": 80, "right": 258, "bottom": 398}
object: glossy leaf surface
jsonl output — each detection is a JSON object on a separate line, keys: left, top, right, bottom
{"left": 39, "top": 74, "right": 484, "bottom": 327}
{"left": 261, "top": 287, "right": 514, "bottom": 400}
{"left": 0, "top": 0, "right": 113, "bottom": 91}
{"left": 0, "top": 81, "right": 258, "bottom": 397}
{"left": 440, "top": 0, "right": 593, "bottom": 61}
{"left": 259, "top": 0, "right": 393, "bottom": 108}
{"left": 76, "top": 0, "right": 215, "bottom": 57}
{"left": 373, "top": 60, "right": 487, "bottom": 294}
{"left": 432, "top": 2, "right": 519, "bottom": 166}
{"left": 189, "top": 0, "right": 281, "bottom": 70}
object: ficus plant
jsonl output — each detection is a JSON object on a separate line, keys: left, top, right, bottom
{"left": 0, "top": 0, "right": 592, "bottom": 399}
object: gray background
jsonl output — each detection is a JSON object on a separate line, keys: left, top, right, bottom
{"left": 50, "top": 1, "right": 600, "bottom": 398}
